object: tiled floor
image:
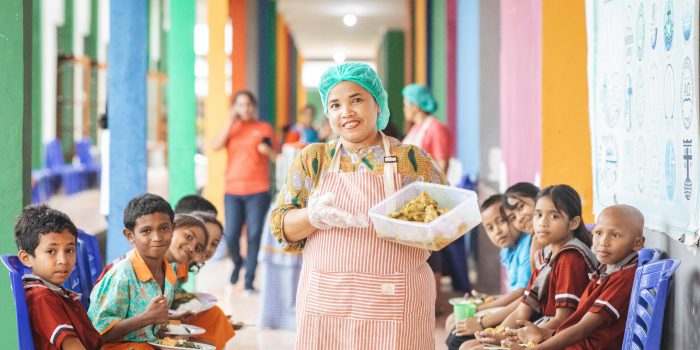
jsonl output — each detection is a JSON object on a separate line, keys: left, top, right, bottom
{"left": 197, "top": 257, "right": 454, "bottom": 350}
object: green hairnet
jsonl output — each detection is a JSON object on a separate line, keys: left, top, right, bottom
{"left": 318, "top": 63, "right": 390, "bottom": 131}
{"left": 402, "top": 84, "right": 437, "bottom": 113}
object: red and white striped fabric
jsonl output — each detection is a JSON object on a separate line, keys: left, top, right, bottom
{"left": 296, "top": 133, "right": 435, "bottom": 350}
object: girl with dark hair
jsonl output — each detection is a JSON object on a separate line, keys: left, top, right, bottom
{"left": 501, "top": 182, "right": 545, "bottom": 272}
{"left": 212, "top": 90, "right": 277, "bottom": 294}
{"left": 459, "top": 185, "right": 598, "bottom": 350}
{"left": 501, "top": 182, "right": 539, "bottom": 233}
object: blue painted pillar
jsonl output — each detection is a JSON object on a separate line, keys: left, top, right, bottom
{"left": 456, "top": 0, "right": 480, "bottom": 181}
{"left": 107, "top": 0, "right": 148, "bottom": 261}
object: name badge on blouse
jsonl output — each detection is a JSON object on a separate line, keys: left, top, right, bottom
{"left": 381, "top": 283, "right": 396, "bottom": 295}
{"left": 384, "top": 156, "right": 398, "bottom": 163}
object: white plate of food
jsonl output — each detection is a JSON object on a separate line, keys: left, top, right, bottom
{"left": 149, "top": 337, "right": 215, "bottom": 350}
{"left": 163, "top": 323, "right": 206, "bottom": 336}
{"left": 169, "top": 292, "right": 218, "bottom": 317}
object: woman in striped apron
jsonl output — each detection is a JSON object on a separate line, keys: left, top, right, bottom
{"left": 269, "top": 63, "right": 447, "bottom": 349}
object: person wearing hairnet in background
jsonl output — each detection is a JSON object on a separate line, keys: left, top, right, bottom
{"left": 402, "top": 83, "right": 454, "bottom": 314}
{"left": 269, "top": 63, "right": 447, "bottom": 349}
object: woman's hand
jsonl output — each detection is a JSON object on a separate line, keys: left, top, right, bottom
{"left": 307, "top": 192, "right": 368, "bottom": 229}
{"left": 257, "top": 142, "right": 273, "bottom": 156}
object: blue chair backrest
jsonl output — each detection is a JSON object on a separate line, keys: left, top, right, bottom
{"left": 637, "top": 248, "right": 661, "bottom": 266}
{"left": 75, "top": 139, "right": 95, "bottom": 166}
{"left": 622, "top": 258, "right": 680, "bottom": 350}
{"left": 45, "top": 139, "right": 65, "bottom": 170}
{"left": 63, "top": 235, "right": 93, "bottom": 309}
{"left": 1, "top": 255, "right": 36, "bottom": 350}
{"left": 78, "top": 230, "right": 103, "bottom": 289}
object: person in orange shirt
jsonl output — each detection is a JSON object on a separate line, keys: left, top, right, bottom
{"left": 212, "top": 90, "right": 277, "bottom": 294}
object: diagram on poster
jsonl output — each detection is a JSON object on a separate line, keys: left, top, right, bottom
{"left": 586, "top": 0, "right": 699, "bottom": 248}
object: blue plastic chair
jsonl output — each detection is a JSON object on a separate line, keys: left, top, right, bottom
{"left": 75, "top": 138, "right": 101, "bottom": 188}
{"left": 1, "top": 255, "right": 36, "bottom": 350}
{"left": 622, "top": 258, "right": 680, "bottom": 350}
{"left": 45, "top": 139, "right": 87, "bottom": 195}
{"left": 78, "top": 230, "right": 104, "bottom": 289}
{"left": 637, "top": 248, "right": 661, "bottom": 266}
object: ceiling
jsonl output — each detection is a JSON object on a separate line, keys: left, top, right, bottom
{"left": 277, "top": 0, "right": 407, "bottom": 61}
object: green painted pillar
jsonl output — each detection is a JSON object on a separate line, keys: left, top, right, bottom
{"left": 0, "top": 0, "right": 33, "bottom": 346}
{"left": 85, "top": 0, "right": 99, "bottom": 141}
{"left": 258, "top": 0, "right": 276, "bottom": 127}
{"left": 31, "top": 0, "right": 42, "bottom": 169}
{"left": 57, "top": 0, "right": 74, "bottom": 158}
{"left": 430, "top": 0, "right": 447, "bottom": 123}
{"left": 167, "top": 0, "right": 196, "bottom": 205}
{"left": 380, "top": 30, "right": 406, "bottom": 135}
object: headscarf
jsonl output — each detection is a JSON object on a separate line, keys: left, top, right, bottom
{"left": 402, "top": 83, "right": 437, "bottom": 113}
{"left": 318, "top": 63, "right": 390, "bottom": 131}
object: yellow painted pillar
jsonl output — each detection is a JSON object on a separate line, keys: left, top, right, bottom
{"left": 204, "top": 0, "right": 229, "bottom": 217}
{"left": 541, "top": 0, "right": 593, "bottom": 222}
{"left": 275, "top": 16, "right": 289, "bottom": 129}
{"left": 414, "top": 0, "right": 427, "bottom": 85}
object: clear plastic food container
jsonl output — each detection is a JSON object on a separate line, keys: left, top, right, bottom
{"left": 368, "top": 182, "right": 482, "bottom": 251}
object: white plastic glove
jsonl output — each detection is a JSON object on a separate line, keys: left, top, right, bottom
{"left": 307, "top": 192, "right": 369, "bottom": 230}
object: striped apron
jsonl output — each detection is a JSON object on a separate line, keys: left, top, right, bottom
{"left": 296, "top": 132, "right": 435, "bottom": 350}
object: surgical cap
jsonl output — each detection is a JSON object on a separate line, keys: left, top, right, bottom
{"left": 318, "top": 63, "right": 390, "bottom": 131}
{"left": 402, "top": 84, "right": 437, "bottom": 113}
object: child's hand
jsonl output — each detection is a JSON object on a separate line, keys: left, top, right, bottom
{"left": 501, "top": 338, "right": 528, "bottom": 349}
{"left": 515, "top": 320, "right": 550, "bottom": 345}
{"left": 475, "top": 328, "right": 511, "bottom": 345}
{"left": 454, "top": 317, "right": 482, "bottom": 337}
{"left": 144, "top": 295, "right": 169, "bottom": 325}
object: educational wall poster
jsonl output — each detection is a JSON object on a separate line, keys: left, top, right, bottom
{"left": 586, "top": 0, "right": 700, "bottom": 249}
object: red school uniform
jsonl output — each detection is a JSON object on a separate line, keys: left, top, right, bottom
{"left": 557, "top": 253, "right": 639, "bottom": 350}
{"left": 521, "top": 242, "right": 598, "bottom": 317}
{"left": 23, "top": 274, "right": 103, "bottom": 350}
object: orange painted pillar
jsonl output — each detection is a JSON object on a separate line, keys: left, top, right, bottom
{"left": 204, "top": 0, "right": 228, "bottom": 217}
{"left": 414, "top": 0, "right": 427, "bottom": 85}
{"left": 275, "top": 16, "right": 290, "bottom": 130}
{"left": 541, "top": 0, "right": 593, "bottom": 222}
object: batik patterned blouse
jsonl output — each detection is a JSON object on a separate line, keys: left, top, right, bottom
{"left": 270, "top": 136, "right": 447, "bottom": 252}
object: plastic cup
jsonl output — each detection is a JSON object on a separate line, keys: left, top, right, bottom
{"left": 453, "top": 302, "right": 477, "bottom": 322}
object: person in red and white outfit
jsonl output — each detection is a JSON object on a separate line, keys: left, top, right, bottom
{"left": 270, "top": 63, "right": 447, "bottom": 350}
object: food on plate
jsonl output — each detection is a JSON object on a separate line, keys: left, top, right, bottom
{"left": 168, "top": 319, "right": 181, "bottom": 325}
{"left": 387, "top": 191, "right": 451, "bottom": 223}
{"left": 156, "top": 337, "right": 198, "bottom": 348}
{"left": 175, "top": 297, "right": 205, "bottom": 313}
{"left": 172, "top": 292, "right": 197, "bottom": 310}
{"left": 483, "top": 325, "right": 507, "bottom": 334}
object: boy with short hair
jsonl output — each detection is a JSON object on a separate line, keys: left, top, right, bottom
{"left": 16, "top": 204, "right": 103, "bottom": 350}
{"left": 506, "top": 204, "right": 646, "bottom": 350}
{"left": 88, "top": 193, "right": 177, "bottom": 350}
{"left": 446, "top": 194, "right": 533, "bottom": 349}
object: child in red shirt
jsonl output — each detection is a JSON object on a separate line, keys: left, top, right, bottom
{"left": 461, "top": 185, "right": 598, "bottom": 350}
{"left": 15, "top": 205, "right": 102, "bottom": 350}
{"left": 505, "top": 204, "right": 645, "bottom": 350}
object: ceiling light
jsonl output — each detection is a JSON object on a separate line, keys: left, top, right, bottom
{"left": 333, "top": 51, "right": 346, "bottom": 63}
{"left": 343, "top": 14, "right": 357, "bottom": 27}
